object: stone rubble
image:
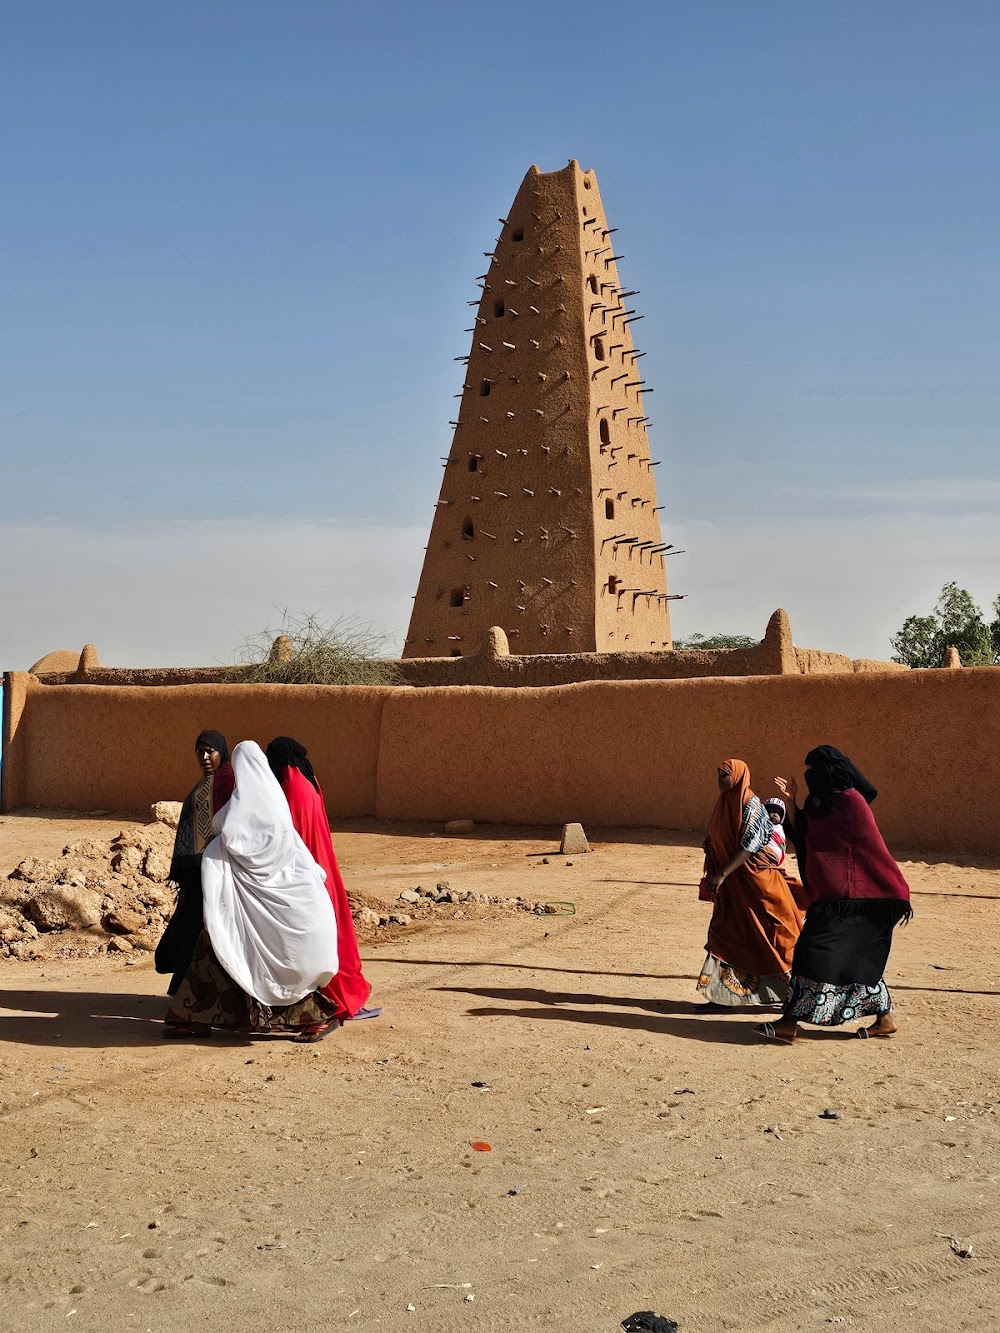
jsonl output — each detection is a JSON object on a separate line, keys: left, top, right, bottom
{"left": 346, "top": 879, "right": 560, "bottom": 944}
{"left": 0, "top": 811, "right": 178, "bottom": 961}
{"left": 1, "top": 817, "right": 559, "bottom": 959}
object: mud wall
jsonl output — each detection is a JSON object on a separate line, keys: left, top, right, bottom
{"left": 22, "top": 612, "right": 906, "bottom": 689}
{"left": 1, "top": 677, "right": 390, "bottom": 816}
{"left": 5, "top": 669, "right": 998, "bottom": 854}
{"left": 794, "top": 648, "right": 907, "bottom": 675}
{"left": 375, "top": 670, "right": 1000, "bottom": 853}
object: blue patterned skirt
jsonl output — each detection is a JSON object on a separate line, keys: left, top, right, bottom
{"left": 784, "top": 899, "right": 904, "bottom": 1027}
{"left": 785, "top": 975, "right": 890, "bottom": 1025}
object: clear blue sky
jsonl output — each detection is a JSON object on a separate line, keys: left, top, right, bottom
{"left": 2, "top": 0, "right": 998, "bottom": 666}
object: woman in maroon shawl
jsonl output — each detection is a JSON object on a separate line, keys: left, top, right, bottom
{"left": 760, "top": 745, "right": 912, "bottom": 1043}
{"left": 265, "top": 737, "right": 379, "bottom": 1022}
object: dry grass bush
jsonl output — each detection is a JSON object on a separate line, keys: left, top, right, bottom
{"left": 237, "top": 611, "right": 403, "bottom": 687}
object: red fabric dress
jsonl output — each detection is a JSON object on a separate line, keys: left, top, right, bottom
{"left": 280, "top": 766, "right": 371, "bottom": 1019}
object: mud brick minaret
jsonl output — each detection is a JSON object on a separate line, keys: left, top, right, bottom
{"left": 404, "top": 161, "right": 674, "bottom": 659}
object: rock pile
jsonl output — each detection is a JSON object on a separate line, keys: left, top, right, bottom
{"left": 0, "top": 812, "right": 180, "bottom": 961}
{"left": 348, "top": 880, "right": 559, "bottom": 945}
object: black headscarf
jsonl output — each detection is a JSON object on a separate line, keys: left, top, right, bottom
{"left": 266, "top": 736, "right": 319, "bottom": 792}
{"left": 195, "top": 730, "right": 229, "bottom": 764}
{"left": 803, "top": 745, "right": 877, "bottom": 818}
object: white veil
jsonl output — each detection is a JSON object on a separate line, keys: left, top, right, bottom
{"left": 201, "top": 740, "right": 338, "bottom": 1006}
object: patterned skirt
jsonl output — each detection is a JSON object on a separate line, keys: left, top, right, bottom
{"left": 785, "top": 976, "right": 891, "bottom": 1026}
{"left": 166, "top": 930, "right": 339, "bottom": 1034}
{"left": 697, "top": 953, "right": 788, "bottom": 1008}
{"left": 783, "top": 899, "right": 902, "bottom": 1026}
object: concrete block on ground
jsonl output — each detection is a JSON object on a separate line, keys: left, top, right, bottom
{"left": 445, "top": 819, "right": 475, "bottom": 835}
{"left": 560, "top": 822, "right": 590, "bottom": 855}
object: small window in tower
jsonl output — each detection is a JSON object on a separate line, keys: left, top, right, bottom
{"left": 607, "top": 575, "right": 621, "bottom": 594}
{"left": 494, "top": 299, "right": 505, "bottom": 318}
{"left": 583, "top": 177, "right": 592, "bottom": 190}
{"left": 480, "top": 380, "right": 491, "bottom": 397}
{"left": 588, "top": 275, "right": 598, "bottom": 294}
{"left": 468, "top": 455, "right": 479, "bottom": 472}
{"left": 594, "top": 337, "right": 606, "bottom": 361}
{"left": 512, "top": 228, "right": 524, "bottom": 242}
{"left": 605, "top": 498, "right": 615, "bottom": 520}
{"left": 582, "top": 206, "right": 589, "bottom": 217}
{"left": 599, "top": 419, "right": 611, "bottom": 446}
{"left": 461, "top": 518, "right": 474, "bottom": 540}
{"left": 450, "top": 588, "right": 465, "bottom": 607}
{"left": 451, "top": 649, "right": 462, "bottom": 657}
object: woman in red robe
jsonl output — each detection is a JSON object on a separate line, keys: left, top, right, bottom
{"left": 265, "top": 737, "right": 379, "bottom": 1022}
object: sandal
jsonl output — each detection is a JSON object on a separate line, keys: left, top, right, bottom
{"left": 291, "top": 1018, "right": 341, "bottom": 1044}
{"left": 755, "top": 1021, "right": 798, "bottom": 1045}
{"left": 346, "top": 1006, "right": 384, "bottom": 1022}
{"left": 163, "top": 1022, "right": 213, "bottom": 1039}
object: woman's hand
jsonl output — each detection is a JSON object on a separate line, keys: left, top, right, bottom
{"left": 774, "top": 775, "right": 798, "bottom": 803}
{"left": 706, "top": 873, "right": 726, "bottom": 892}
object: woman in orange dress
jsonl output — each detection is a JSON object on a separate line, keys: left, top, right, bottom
{"left": 697, "top": 759, "right": 805, "bottom": 1007}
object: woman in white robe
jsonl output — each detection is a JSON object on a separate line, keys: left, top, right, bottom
{"left": 164, "top": 741, "right": 341, "bottom": 1043}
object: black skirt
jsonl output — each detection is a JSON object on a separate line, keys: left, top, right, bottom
{"left": 791, "top": 899, "right": 909, "bottom": 987}
{"left": 154, "top": 876, "right": 204, "bottom": 995}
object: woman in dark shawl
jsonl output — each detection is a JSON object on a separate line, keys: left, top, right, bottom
{"left": 759, "top": 745, "right": 912, "bottom": 1043}
{"left": 154, "top": 730, "right": 235, "bottom": 994}
{"left": 696, "top": 759, "right": 805, "bottom": 1007}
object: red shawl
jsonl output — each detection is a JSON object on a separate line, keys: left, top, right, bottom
{"left": 281, "top": 766, "right": 371, "bottom": 1019}
{"left": 212, "top": 762, "right": 235, "bottom": 814}
{"left": 804, "top": 788, "right": 910, "bottom": 906}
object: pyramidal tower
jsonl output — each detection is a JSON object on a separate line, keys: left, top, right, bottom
{"left": 404, "top": 161, "right": 674, "bottom": 660}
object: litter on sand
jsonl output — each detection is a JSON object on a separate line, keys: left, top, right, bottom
{"left": 621, "top": 1313, "right": 679, "bottom": 1333}
{"left": 470, "top": 1141, "right": 492, "bottom": 1152}
{"left": 936, "top": 1233, "right": 975, "bottom": 1258}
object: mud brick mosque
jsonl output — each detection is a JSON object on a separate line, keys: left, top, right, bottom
{"left": 405, "top": 161, "right": 674, "bottom": 659}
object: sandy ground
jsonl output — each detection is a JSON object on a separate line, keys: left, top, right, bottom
{"left": 0, "top": 811, "right": 997, "bottom": 1333}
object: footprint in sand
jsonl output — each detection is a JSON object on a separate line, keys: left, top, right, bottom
{"left": 133, "top": 1276, "right": 169, "bottom": 1294}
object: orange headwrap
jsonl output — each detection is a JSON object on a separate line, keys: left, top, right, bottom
{"left": 705, "top": 758, "right": 754, "bottom": 874}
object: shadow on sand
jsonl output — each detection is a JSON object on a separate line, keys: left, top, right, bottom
{"left": 0, "top": 989, "right": 260, "bottom": 1049}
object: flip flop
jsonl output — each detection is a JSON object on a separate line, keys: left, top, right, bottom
{"left": 292, "top": 1018, "right": 341, "bottom": 1045}
{"left": 755, "top": 1021, "right": 798, "bottom": 1045}
{"left": 346, "top": 1006, "right": 384, "bottom": 1022}
{"left": 857, "top": 1025, "right": 896, "bottom": 1039}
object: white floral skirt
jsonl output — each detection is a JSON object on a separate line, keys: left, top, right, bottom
{"left": 696, "top": 953, "right": 788, "bottom": 1008}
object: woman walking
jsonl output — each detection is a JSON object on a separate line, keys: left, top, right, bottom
{"left": 164, "top": 741, "right": 340, "bottom": 1043}
{"left": 265, "top": 736, "right": 379, "bottom": 1022}
{"left": 697, "top": 759, "right": 805, "bottom": 1007}
{"left": 155, "top": 730, "right": 235, "bottom": 995}
{"left": 759, "top": 745, "right": 911, "bottom": 1043}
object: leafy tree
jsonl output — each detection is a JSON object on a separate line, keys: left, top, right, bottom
{"left": 673, "top": 632, "right": 758, "bottom": 651}
{"left": 990, "top": 596, "right": 1000, "bottom": 661}
{"left": 890, "top": 582, "right": 998, "bottom": 667}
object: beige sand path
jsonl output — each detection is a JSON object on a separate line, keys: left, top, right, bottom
{"left": 0, "top": 815, "right": 997, "bottom": 1332}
